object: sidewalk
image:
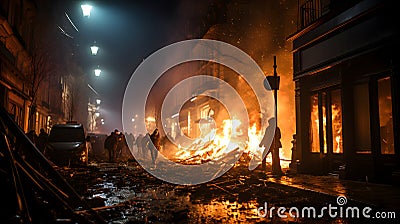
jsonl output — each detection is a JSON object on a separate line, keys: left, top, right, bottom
{"left": 265, "top": 173, "right": 400, "bottom": 210}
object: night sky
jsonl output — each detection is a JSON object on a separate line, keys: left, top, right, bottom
{"left": 61, "top": 0, "right": 221, "bottom": 133}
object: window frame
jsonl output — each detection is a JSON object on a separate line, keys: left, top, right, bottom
{"left": 310, "top": 86, "right": 343, "bottom": 155}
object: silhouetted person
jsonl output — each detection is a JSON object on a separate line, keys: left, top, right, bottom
{"left": 141, "top": 133, "right": 151, "bottom": 159}
{"left": 36, "top": 128, "right": 48, "bottom": 153}
{"left": 116, "top": 132, "right": 128, "bottom": 160}
{"left": 135, "top": 134, "right": 143, "bottom": 156}
{"left": 259, "top": 118, "right": 283, "bottom": 175}
{"left": 125, "top": 132, "right": 135, "bottom": 150}
{"left": 149, "top": 128, "right": 161, "bottom": 166}
{"left": 104, "top": 130, "right": 118, "bottom": 162}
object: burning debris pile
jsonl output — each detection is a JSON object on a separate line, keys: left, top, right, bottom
{"left": 172, "top": 118, "right": 290, "bottom": 168}
{"left": 175, "top": 119, "right": 245, "bottom": 164}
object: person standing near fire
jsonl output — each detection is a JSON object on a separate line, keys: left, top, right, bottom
{"left": 259, "top": 118, "right": 283, "bottom": 175}
{"left": 149, "top": 128, "right": 161, "bottom": 167}
{"left": 141, "top": 133, "right": 150, "bottom": 159}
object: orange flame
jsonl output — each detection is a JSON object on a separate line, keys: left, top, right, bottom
{"left": 175, "top": 119, "right": 290, "bottom": 168}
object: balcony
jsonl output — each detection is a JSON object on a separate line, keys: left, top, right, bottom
{"left": 297, "top": 0, "right": 363, "bottom": 31}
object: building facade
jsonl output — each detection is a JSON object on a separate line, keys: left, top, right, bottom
{"left": 1, "top": 0, "right": 40, "bottom": 132}
{"left": 1, "top": 0, "right": 88, "bottom": 134}
{"left": 289, "top": 0, "right": 399, "bottom": 183}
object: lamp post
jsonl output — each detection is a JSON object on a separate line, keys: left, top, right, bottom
{"left": 264, "top": 56, "right": 280, "bottom": 122}
{"left": 90, "top": 43, "right": 99, "bottom": 56}
{"left": 94, "top": 67, "right": 101, "bottom": 77}
{"left": 81, "top": 4, "right": 93, "bottom": 17}
{"left": 263, "top": 56, "right": 281, "bottom": 175}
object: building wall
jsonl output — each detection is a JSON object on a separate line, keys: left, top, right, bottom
{"left": 291, "top": 0, "right": 399, "bottom": 183}
{"left": 1, "top": 0, "right": 35, "bottom": 132}
{"left": 1, "top": 0, "right": 88, "bottom": 134}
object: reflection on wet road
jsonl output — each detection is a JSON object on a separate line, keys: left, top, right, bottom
{"left": 58, "top": 161, "right": 374, "bottom": 223}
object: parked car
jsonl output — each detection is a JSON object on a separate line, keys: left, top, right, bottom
{"left": 44, "top": 123, "right": 88, "bottom": 167}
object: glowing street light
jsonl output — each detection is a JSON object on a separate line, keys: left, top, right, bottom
{"left": 96, "top": 99, "right": 101, "bottom": 105}
{"left": 81, "top": 4, "right": 93, "bottom": 17}
{"left": 94, "top": 67, "right": 101, "bottom": 77}
{"left": 90, "top": 43, "right": 99, "bottom": 55}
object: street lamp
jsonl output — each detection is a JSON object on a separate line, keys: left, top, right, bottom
{"left": 96, "top": 99, "right": 101, "bottom": 105}
{"left": 94, "top": 67, "right": 101, "bottom": 77}
{"left": 90, "top": 43, "right": 99, "bottom": 55}
{"left": 264, "top": 56, "right": 280, "bottom": 121}
{"left": 263, "top": 56, "right": 282, "bottom": 174}
{"left": 81, "top": 4, "right": 93, "bottom": 17}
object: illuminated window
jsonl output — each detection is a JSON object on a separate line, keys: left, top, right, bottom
{"left": 310, "top": 93, "right": 320, "bottom": 153}
{"left": 331, "top": 89, "right": 343, "bottom": 154}
{"left": 310, "top": 89, "right": 342, "bottom": 154}
{"left": 378, "top": 77, "right": 394, "bottom": 154}
{"left": 321, "top": 92, "right": 327, "bottom": 154}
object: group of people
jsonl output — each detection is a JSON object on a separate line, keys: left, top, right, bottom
{"left": 26, "top": 128, "right": 49, "bottom": 153}
{"left": 25, "top": 126, "right": 163, "bottom": 167}
{"left": 103, "top": 129, "right": 130, "bottom": 162}
{"left": 134, "top": 129, "right": 162, "bottom": 166}
{"left": 103, "top": 128, "right": 161, "bottom": 166}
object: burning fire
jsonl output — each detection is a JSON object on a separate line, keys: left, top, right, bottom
{"left": 332, "top": 104, "right": 342, "bottom": 154}
{"left": 311, "top": 98, "right": 342, "bottom": 154}
{"left": 175, "top": 119, "right": 243, "bottom": 164}
{"left": 174, "top": 118, "right": 290, "bottom": 168}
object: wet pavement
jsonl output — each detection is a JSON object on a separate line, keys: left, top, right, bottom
{"left": 56, "top": 159, "right": 400, "bottom": 223}
{"left": 267, "top": 174, "right": 400, "bottom": 210}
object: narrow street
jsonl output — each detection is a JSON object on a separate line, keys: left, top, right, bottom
{"left": 56, "top": 159, "right": 374, "bottom": 223}
{"left": 1, "top": 1, "right": 400, "bottom": 223}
